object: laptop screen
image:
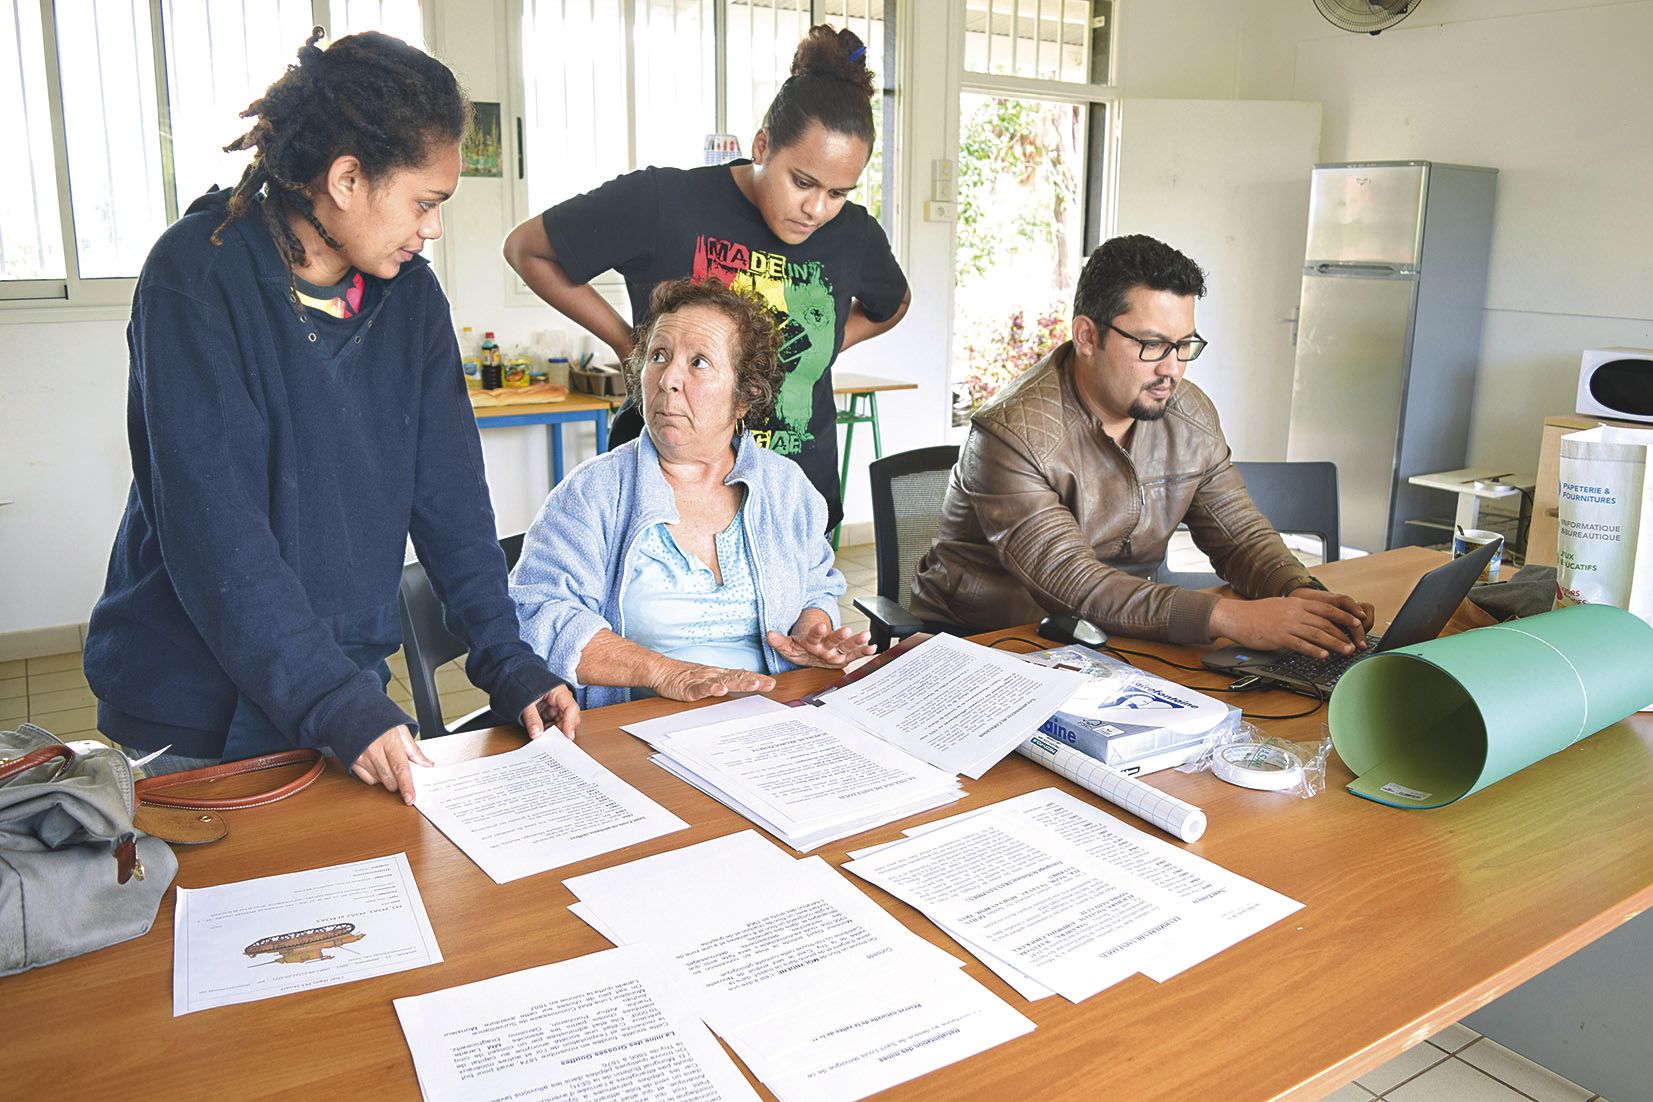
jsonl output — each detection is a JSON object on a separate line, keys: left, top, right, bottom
{"left": 1371, "top": 538, "right": 1500, "bottom": 653}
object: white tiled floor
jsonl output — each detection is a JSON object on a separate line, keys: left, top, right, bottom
{"left": 2, "top": 546, "right": 1611, "bottom": 1102}
{"left": 1318, "top": 1020, "right": 1607, "bottom": 1102}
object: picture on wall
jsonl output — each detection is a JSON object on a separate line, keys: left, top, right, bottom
{"left": 463, "top": 102, "right": 504, "bottom": 177}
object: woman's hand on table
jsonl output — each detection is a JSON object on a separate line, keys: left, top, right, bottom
{"left": 351, "top": 724, "right": 433, "bottom": 805}
{"left": 767, "top": 622, "right": 876, "bottom": 670}
{"left": 656, "top": 662, "right": 776, "bottom": 702}
{"left": 521, "top": 684, "right": 581, "bottom": 740}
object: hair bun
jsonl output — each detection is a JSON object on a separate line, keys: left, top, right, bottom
{"left": 789, "top": 24, "right": 874, "bottom": 99}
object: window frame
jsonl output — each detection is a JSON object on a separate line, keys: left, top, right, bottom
{"left": 957, "top": 2, "right": 1121, "bottom": 256}
{"left": 502, "top": 0, "right": 900, "bottom": 309}
{"left": 2, "top": 0, "right": 435, "bottom": 314}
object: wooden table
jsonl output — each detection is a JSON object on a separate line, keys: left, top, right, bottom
{"left": 9, "top": 548, "right": 1652, "bottom": 1101}
{"left": 832, "top": 372, "right": 919, "bottom": 547}
{"left": 472, "top": 392, "right": 612, "bottom": 485}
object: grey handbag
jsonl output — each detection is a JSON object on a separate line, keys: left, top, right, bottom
{"left": 0, "top": 723, "right": 179, "bottom": 976}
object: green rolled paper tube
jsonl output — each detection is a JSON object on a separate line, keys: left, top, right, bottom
{"left": 1328, "top": 604, "right": 1653, "bottom": 808}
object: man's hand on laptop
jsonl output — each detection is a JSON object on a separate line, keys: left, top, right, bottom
{"left": 1208, "top": 590, "right": 1376, "bottom": 660}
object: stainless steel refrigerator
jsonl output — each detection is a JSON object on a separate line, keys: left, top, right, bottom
{"left": 1285, "top": 161, "right": 1497, "bottom": 551}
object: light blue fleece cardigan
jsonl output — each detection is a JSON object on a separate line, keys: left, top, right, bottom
{"left": 509, "top": 429, "right": 845, "bottom": 708}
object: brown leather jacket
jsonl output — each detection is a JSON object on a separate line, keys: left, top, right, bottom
{"left": 908, "top": 343, "right": 1316, "bottom": 643}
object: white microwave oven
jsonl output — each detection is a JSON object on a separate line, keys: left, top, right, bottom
{"left": 1577, "top": 347, "right": 1653, "bottom": 424}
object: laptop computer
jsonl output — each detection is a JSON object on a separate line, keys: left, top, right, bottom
{"left": 1200, "top": 538, "right": 1500, "bottom": 696}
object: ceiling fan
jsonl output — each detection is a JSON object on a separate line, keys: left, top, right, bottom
{"left": 1312, "top": 0, "right": 1422, "bottom": 36}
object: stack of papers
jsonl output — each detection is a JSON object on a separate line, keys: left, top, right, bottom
{"left": 564, "top": 830, "right": 1036, "bottom": 1102}
{"left": 624, "top": 634, "right": 1088, "bottom": 850}
{"left": 844, "top": 788, "right": 1302, "bottom": 1002}
{"left": 626, "top": 696, "right": 963, "bottom": 850}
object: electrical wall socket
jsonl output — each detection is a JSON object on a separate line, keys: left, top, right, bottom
{"left": 923, "top": 200, "right": 956, "bottom": 223}
{"left": 931, "top": 177, "right": 956, "bottom": 202}
{"left": 931, "top": 158, "right": 955, "bottom": 183}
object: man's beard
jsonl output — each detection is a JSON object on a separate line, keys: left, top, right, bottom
{"left": 1129, "top": 383, "right": 1175, "bottom": 422}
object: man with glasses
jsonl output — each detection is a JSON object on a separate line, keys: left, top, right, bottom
{"left": 909, "top": 235, "right": 1374, "bottom": 658}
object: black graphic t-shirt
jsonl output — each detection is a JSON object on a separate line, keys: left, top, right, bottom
{"left": 541, "top": 162, "right": 909, "bottom": 530}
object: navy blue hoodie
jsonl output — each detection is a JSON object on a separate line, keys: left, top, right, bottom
{"left": 84, "top": 190, "right": 560, "bottom": 765}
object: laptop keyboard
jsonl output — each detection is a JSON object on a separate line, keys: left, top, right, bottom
{"left": 1259, "top": 634, "right": 1383, "bottom": 689}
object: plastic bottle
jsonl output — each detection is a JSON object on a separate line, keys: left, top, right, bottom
{"left": 480, "top": 331, "right": 503, "bottom": 390}
{"left": 459, "top": 326, "right": 482, "bottom": 387}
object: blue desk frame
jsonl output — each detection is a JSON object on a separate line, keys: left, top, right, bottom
{"left": 475, "top": 402, "right": 611, "bottom": 485}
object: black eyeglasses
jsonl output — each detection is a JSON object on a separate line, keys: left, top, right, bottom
{"left": 1107, "top": 323, "right": 1208, "bottom": 363}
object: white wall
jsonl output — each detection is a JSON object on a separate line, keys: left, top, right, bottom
{"left": 0, "top": 310, "right": 131, "bottom": 641}
{"left": 1234, "top": 0, "right": 1653, "bottom": 476}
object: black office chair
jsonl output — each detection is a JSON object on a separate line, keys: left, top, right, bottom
{"left": 853, "top": 445, "right": 962, "bottom": 650}
{"left": 398, "top": 532, "right": 526, "bottom": 738}
{"left": 1156, "top": 460, "right": 1341, "bottom": 589}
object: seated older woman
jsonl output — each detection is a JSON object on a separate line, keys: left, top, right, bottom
{"left": 511, "top": 278, "right": 873, "bottom": 706}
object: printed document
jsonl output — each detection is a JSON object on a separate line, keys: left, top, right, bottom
{"left": 843, "top": 810, "right": 1211, "bottom": 1002}
{"left": 720, "top": 967, "right": 1035, "bottom": 1102}
{"left": 645, "top": 708, "right": 962, "bottom": 851}
{"left": 903, "top": 789, "right": 1301, "bottom": 981}
{"left": 565, "top": 831, "right": 1032, "bottom": 1100}
{"left": 394, "top": 944, "right": 761, "bottom": 1102}
{"left": 412, "top": 735, "right": 687, "bottom": 883}
{"left": 812, "top": 632, "right": 1088, "bottom": 778}
{"left": 172, "top": 853, "right": 440, "bottom": 1016}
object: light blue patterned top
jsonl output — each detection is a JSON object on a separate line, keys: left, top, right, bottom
{"left": 510, "top": 429, "right": 844, "bottom": 709}
{"left": 620, "top": 508, "right": 766, "bottom": 674}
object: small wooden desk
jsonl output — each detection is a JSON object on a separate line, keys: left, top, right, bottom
{"left": 472, "top": 392, "right": 612, "bottom": 486}
{"left": 832, "top": 372, "right": 918, "bottom": 547}
{"left": 9, "top": 549, "right": 1652, "bottom": 1100}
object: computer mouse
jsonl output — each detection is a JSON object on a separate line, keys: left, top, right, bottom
{"left": 1037, "top": 613, "right": 1108, "bottom": 648}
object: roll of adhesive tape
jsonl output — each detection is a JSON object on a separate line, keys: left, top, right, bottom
{"left": 1212, "top": 742, "right": 1304, "bottom": 792}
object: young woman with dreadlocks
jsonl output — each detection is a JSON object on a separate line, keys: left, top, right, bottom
{"left": 84, "top": 30, "right": 578, "bottom": 803}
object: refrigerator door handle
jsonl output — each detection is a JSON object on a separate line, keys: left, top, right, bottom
{"left": 1314, "top": 262, "right": 1402, "bottom": 276}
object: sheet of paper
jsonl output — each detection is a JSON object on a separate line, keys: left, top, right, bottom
{"left": 721, "top": 967, "right": 1034, "bottom": 1102}
{"left": 843, "top": 810, "right": 1208, "bottom": 1002}
{"left": 394, "top": 944, "right": 761, "bottom": 1102}
{"left": 412, "top": 735, "right": 687, "bottom": 884}
{"left": 172, "top": 853, "right": 440, "bottom": 1016}
{"left": 567, "top": 838, "right": 964, "bottom": 1034}
{"left": 921, "top": 788, "right": 1301, "bottom": 981}
{"left": 815, "top": 633, "right": 1088, "bottom": 778}
{"left": 653, "top": 752, "right": 962, "bottom": 852}
{"left": 649, "top": 708, "right": 960, "bottom": 847}
{"left": 565, "top": 832, "right": 1024, "bottom": 1101}
{"left": 622, "top": 694, "right": 791, "bottom": 745}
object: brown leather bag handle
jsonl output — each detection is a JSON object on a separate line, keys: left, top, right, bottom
{"left": 0, "top": 744, "right": 75, "bottom": 785}
{"left": 135, "top": 748, "right": 325, "bottom": 811}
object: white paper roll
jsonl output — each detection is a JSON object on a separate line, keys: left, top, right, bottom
{"left": 1016, "top": 734, "right": 1207, "bottom": 843}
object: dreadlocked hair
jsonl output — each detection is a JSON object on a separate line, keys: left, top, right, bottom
{"left": 212, "top": 27, "right": 471, "bottom": 270}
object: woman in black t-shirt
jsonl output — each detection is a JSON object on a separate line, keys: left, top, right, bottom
{"left": 504, "top": 24, "right": 911, "bottom": 532}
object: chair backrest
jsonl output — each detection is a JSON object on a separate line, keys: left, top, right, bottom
{"left": 397, "top": 532, "right": 526, "bottom": 738}
{"left": 867, "top": 445, "right": 960, "bottom": 610}
{"left": 1235, "top": 460, "right": 1341, "bottom": 565}
{"left": 1156, "top": 460, "right": 1341, "bottom": 589}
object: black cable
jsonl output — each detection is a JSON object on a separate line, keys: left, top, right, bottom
{"left": 1486, "top": 477, "right": 1535, "bottom": 558}
{"left": 987, "top": 636, "right": 1050, "bottom": 652}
